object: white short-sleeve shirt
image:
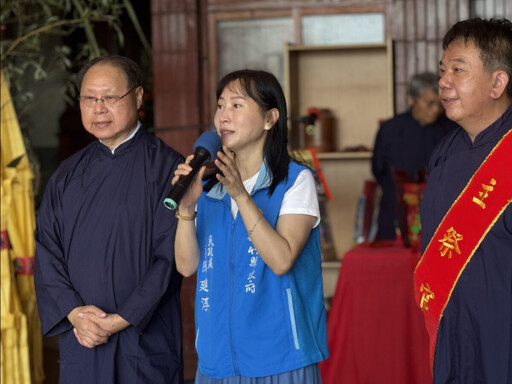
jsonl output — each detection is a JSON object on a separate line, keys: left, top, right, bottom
{"left": 230, "top": 169, "right": 320, "bottom": 228}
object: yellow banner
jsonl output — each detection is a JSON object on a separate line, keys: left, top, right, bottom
{"left": 1, "top": 70, "right": 44, "bottom": 384}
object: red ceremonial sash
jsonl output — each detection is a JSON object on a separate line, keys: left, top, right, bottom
{"left": 414, "top": 127, "right": 512, "bottom": 368}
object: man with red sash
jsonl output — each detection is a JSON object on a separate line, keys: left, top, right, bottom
{"left": 414, "top": 18, "right": 512, "bottom": 383}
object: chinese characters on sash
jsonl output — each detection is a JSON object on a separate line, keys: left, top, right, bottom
{"left": 472, "top": 178, "right": 496, "bottom": 209}
{"left": 438, "top": 227, "right": 463, "bottom": 259}
{"left": 420, "top": 177, "right": 498, "bottom": 313}
{"left": 419, "top": 283, "right": 434, "bottom": 312}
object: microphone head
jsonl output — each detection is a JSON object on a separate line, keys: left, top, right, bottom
{"left": 193, "top": 131, "right": 222, "bottom": 160}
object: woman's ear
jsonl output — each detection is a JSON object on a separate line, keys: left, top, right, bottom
{"left": 265, "top": 108, "right": 280, "bottom": 130}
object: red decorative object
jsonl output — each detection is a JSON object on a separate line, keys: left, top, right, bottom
{"left": 401, "top": 182, "right": 426, "bottom": 251}
{"left": 392, "top": 168, "right": 427, "bottom": 251}
{"left": 307, "top": 107, "right": 320, "bottom": 119}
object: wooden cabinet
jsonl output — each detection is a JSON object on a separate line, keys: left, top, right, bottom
{"left": 284, "top": 42, "right": 394, "bottom": 265}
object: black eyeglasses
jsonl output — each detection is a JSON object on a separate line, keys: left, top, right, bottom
{"left": 78, "top": 85, "right": 138, "bottom": 107}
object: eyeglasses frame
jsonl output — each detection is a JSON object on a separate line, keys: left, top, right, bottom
{"left": 78, "top": 85, "right": 139, "bottom": 107}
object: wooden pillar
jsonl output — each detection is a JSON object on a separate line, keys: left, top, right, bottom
{"left": 151, "top": 0, "right": 205, "bottom": 156}
{"left": 151, "top": 0, "right": 203, "bottom": 380}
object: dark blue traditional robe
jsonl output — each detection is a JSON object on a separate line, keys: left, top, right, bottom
{"left": 421, "top": 105, "right": 512, "bottom": 383}
{"left": 34, "top": 128, "right": 184, "bottom": 384}
{"left": 372, "top": 112, "right": 456, "bottom": 239}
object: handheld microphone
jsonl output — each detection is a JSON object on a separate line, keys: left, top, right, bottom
{"left": 164, "top": 131, "right": 222, "bottom": 210}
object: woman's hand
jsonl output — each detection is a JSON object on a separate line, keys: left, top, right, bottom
{"left": 173, "top": 154, "right": 204, "bottom": 277}
{"left": 171, "top": 154, "right": 206, "bottom": 211}
{"left": 214, "top": 146, "right": 249, "bottom": 201}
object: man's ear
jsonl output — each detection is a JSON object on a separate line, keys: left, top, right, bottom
{"left": 136, "top": 86, "right": 144, "bottom": 109}
{"left": 490, "top": 70, "right": 509, "bottom": 100}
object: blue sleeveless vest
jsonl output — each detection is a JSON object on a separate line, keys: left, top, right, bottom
{"left": 194, "top": 161, "right": 328, "bottom": 378}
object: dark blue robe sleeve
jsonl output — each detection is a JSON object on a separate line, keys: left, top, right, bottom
{"left": 113, "top": 140, "right": 183, "bottom": 332}
{"left": 34, "top": 175, "right": 84, "bottom": 336}
{"left": 115, "top": 156, "right": 181, "bottom": 332}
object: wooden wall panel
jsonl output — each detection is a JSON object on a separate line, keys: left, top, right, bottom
{"left": 437, "top": 0, "right": 449, "bottom": 38}
{"left": 404, "top": 0, "right": 415, "bottom": 42}
{"left": 425, "top": 1, "right": 437, "bottom": 41}
{"left": 447, "top": 0, "right": 459, "bottom": 27}
{"left": 151, "top": 0, "right": 204, "bottom": 158}
{"left": 415, "top": 40, "right": 427, "bottom": 74}
{"left": 392, "top": 1, "right": 405, "bottom": 38}
{"left": 392, "top": 0, "right": 471, "bottom": 113}
{"left": 150, "top": 3, "right": 203, "bottom": 378}
{"left": 415, "top": 0, "right": 427, "bottom": 39}
{"left": 426, "top": 41, "right": 440, "bottom": 73}
{"left": 472, "top": 0, "right": 512, "bottom": 19}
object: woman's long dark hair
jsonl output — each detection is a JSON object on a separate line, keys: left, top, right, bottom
{"left": 216, "top": 69, "right": 290, "bottom": 195}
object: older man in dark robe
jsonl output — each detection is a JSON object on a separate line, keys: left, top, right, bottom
{"left": 34, "top": 56, "right": 184, "bottom": 383}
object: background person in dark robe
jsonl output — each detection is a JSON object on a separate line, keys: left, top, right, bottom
{"left": 372, "top": 72, "right": 457, "bottom": 240}
{"left": 420, "top": 18, "right": 512, "bottom": 383}
{"left": 34, "top": 56, "right": 184, "bottom": 384}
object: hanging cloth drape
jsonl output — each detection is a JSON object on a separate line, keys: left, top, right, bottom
{"left": 1, "top": 69, "right": 45, "bottom": 384}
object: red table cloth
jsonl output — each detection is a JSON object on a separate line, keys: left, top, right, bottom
{"left": 320, "top": 241, "right": 431, "bottom": 384}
